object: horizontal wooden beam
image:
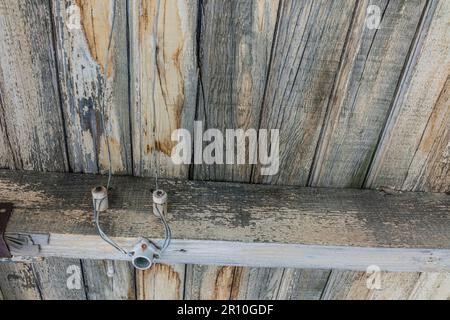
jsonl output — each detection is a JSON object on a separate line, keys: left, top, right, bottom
{"left": 0, "top": 170, "right": 449, "bottom": 272}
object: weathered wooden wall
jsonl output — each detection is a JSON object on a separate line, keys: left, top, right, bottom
{"left": 0, "top": 0, "right": 449, "bottom": 300}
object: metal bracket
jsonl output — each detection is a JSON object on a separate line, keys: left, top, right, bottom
{"left": 0, "top": 203, "right": 13, "bottom": 258}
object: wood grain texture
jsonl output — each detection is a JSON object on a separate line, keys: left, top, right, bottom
{"left": 4, "top": 170, "right": 450, "bottom": 249}
{"left": 310, "top": 0, "right": 426, "bottom": 188}
{"left": 129, "top": 0, "right": 198, "bottom": 178}
{"left": 277, "top": 268, "right": 330, "bottom": 300}
{"left": 231, "top": 267, "right": 283, "bottom": 300}
{"left": 231, "top": 267, "right": 330, "bottom": 300}
{"left": 0, "top": 0, "right": 68, "bottom": 171}
{"left": 82, "top": 259, "right": 135, "bottom": 300}
{"left": 192, "top": 0, "right": 279, "bottom": 182}
{"left": 137, "top": 263, "right": 185, "bottom": 300}
{"left": 185, "top": 264, "right": 235, "bottom": 300}
{"left": 322, "top": 270, "right": 420, "bottom": 300}
{"left": 52, "top": 0, "right": 131, "bottom": 174}
{"left": 51, "top": 0, "right": 135, "bottom": 301}
{"left": 129, "top": 1, "right": 199, "bottom": 299}
{"left": 252, "top": 0, "right": 356, "bottom": 185}
{"left": 366, "top": 0, "right": 450, "bottom": 191}
{"left": 33, "top": 257, "right": 86, "bottom": 300}
{"left": 0, "top": 263, "right": 41, "bottom": 300}
{"left": 189, "top": 0, "right": 280, "bottom": 299}
{"left": 321, "top": 0, "right": 450, "bottom": 300}
{"left": 360, "top": 0, "right": 450, "bottom": 300}
{"left": 2, "top": 170, "right": 450, "bottom": 272}
{"left": 409, "top": 273, "right": 450, "bottom": 300}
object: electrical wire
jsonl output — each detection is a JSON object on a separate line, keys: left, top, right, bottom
{"left": 92, "top": 0, "right": 171, "bottom": 260}
{"left": 152, "top": 0, "right": 162, "bottom": 191}
{"left": 99, "top": 0, "right": 117, "bottom": 190}
{"left": 93, "top": 197, "right": 131, "bottom": 256}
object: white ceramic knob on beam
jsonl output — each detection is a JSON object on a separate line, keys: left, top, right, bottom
{"left": 92, "top": 186, "right": 108, "bottom": 212}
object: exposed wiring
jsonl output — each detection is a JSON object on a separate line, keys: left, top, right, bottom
{"left": 99, "top": 0, "right": 117, "bottom": 190}
{"left": 93, "top": 197, "right": 131, "bottom": 256}
{"left": 91, "top": 0, "right": 171, "bottom": 264}
{"left": 154, "top": 205, "right": 171, "bottom": 255}
{"left": 152, "top": 0, "right": 162, "bottom": 191}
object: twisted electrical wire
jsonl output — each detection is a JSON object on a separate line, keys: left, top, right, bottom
{"left": 93, "top": 197, "right": 131, "bottom": 256}
{"left": 99, "top": 0, "right": 117, "bottom": 190}
{"left": 93, "top": 0, "right": 171, "bottom": 260}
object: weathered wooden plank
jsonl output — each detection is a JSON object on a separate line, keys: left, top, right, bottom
{"left": 276, "top": 268, "right": 330, "bottom": 300}
{"left": 322, "top": 270, "right": 420, "bottom": 300}
{"left": 52, "top": 0, "right": 131, "bottom": 174}
{"left": 193, "top": 0, "right": 271, "bottom": 296}
{"left": 252, "top": 0, "right": 356, "bottom": 185}
{"left": 189, "top": 0, "right": 280, "bottom": 300}
{"left": 230, "top": 267, "right": 283, "bottom": 300}
{"left": 2, "top": 170, "right": 450, "bottom": 271}
{"left": 0, "top": 0, "right": 68, "bottom": 171}
{"left": 192, "top": 0, "right": 279, "bottom": 182}
{"left": 129, "top": 0, "right": 198, "bottom": 178}
{"left": 129, "top": 0, "right": 198, "bottom": 298}
{"left": 185, "top": 264, "right": 235, "bottom": 300}
{"left": 231, "top": 267, "right": 330, "bottom": 300}
{"left": 136, "top": 263, "right": 184, "bottom": 300}
{"left": 307, "top": 0, "right": 430, "bottom": 300}
{"left": 310, "top": 0, "right": 426, "bottom": 188}
{"left": 321, "top": 0, "right": 449, "bottom": 300}
{"left": 82, "top": 259, "right": 135, "bottom": 300}
{"left": 51, "top": 1, "right": 134, "bottom": 300}
{"left": 0, "top": 263, "right": 41, "bottom": 300}
{"left": 366, "top": 0, "right": 450, "bottom": 191}
{"left": 4, "top": 170, "right": 450, "bottom": 249}
{"left": 409, "top": 273, "right": 450, "bottom": 300}
{"left": 358, "top": 0, "right": 450, "bottom": 301}
{"left": 32, "top": 257, "right": 86, "bottom": 300}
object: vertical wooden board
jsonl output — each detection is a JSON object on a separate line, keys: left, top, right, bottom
{"left": 238, "top": 0, "right": 357, "bottom": 299}
{"left": 401, "top": 75, "right": 450, "bottom": 193}
{"left": 192, "top": 0, "right": 280, "bottom": 182}
{"left": 252, "top": 0, "right": 356, "bottom": 185}
{"left": 0, "top": 0, "right": 68, "bottom": 171}
{"left": 185, "top": 265, "right": 235, "bottom": 300}
{"left": 310, "top": 0, "right": 426, "bottom": 188}
{"left": 136, "top": 263, "right": 185, "bottom": 300}
{"left": 33, "top": 257, "right": 86, "bottom": 300}
{"left": 276, "top": 268, "right": 330, "bottom": 300}
{"left": 363, "top": 1, "right": 450, "bottom": 300}
{"left": 230, "top": 267, "right": 284, "bottom": 300}
{"left": 231, "top": 268, "right": 330, "bottom": 300}
{"left": 366, "top": 0, "right": 450, "bottom": 190}
{"left": 82, "top": 260, "right": 136, "bottom": 300}
{"left": 0, "top": 263, "right": 41, "bottom": 300}
{"left": 129, "top": 0, "right": 198, "bottom": 178}
{"left": 409, "top": 273, "right": 450, "bottom": 300}
{"left": 187, "top": 0, "right": 281, "bottom": 299}
{"left": 52, "top": 0, "right": 131, "bottom": 174}
{"left": 322, "top": 270, "right": 420, "bottom": 300}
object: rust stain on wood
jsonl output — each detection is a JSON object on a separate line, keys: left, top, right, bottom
{"left": 213, "top": 266, "right": 235, "bottom": 300}
{"left": 142, "top": 263, "right": 182, "bottom": 299}
{"left": 75, "top": 0, "right": 114, "bottom": 77}
{"left": 137, "top": 0, "right": 185, "bottom": 157}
